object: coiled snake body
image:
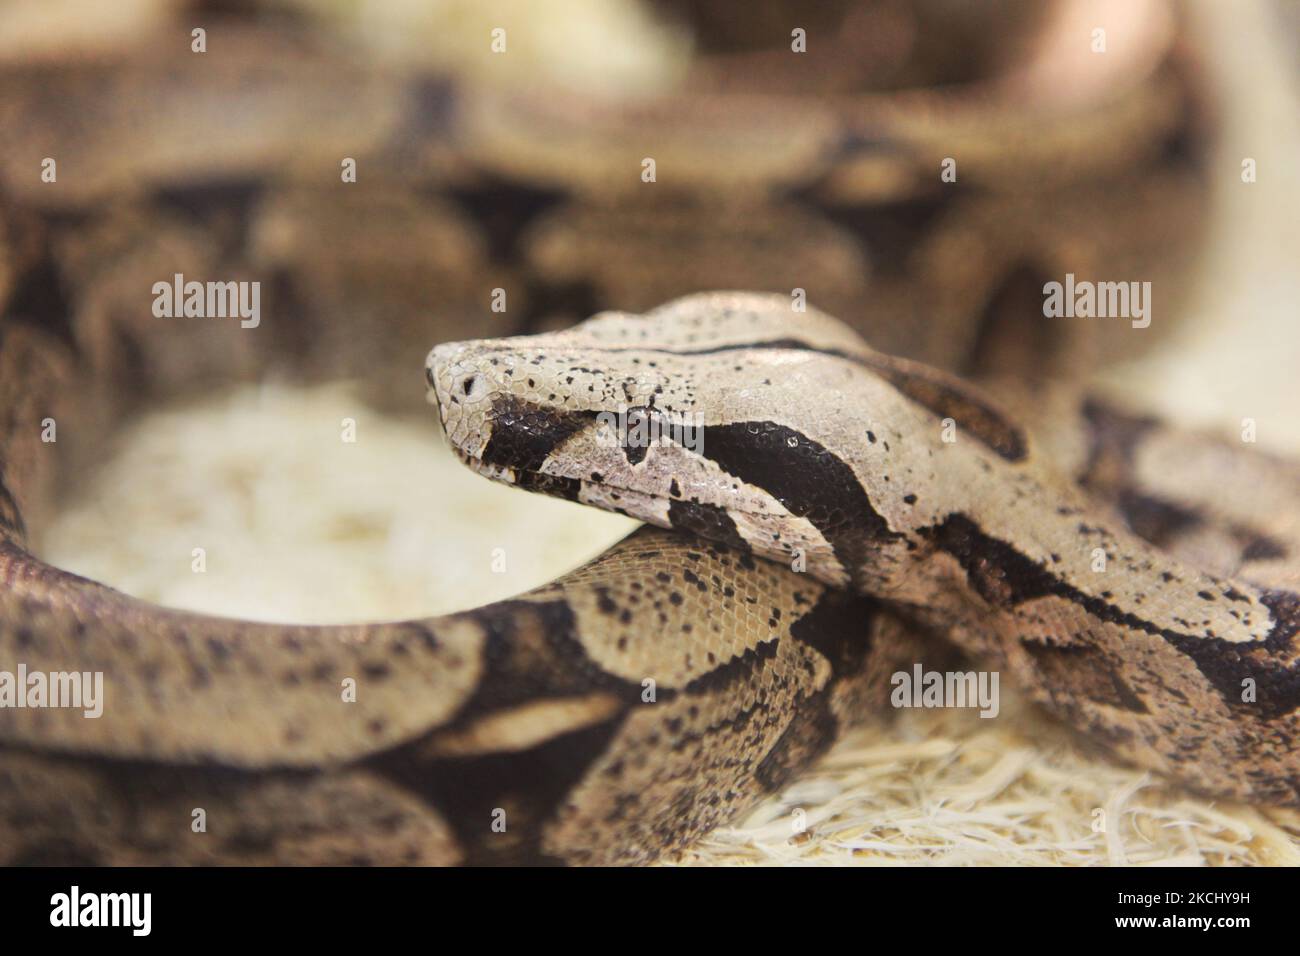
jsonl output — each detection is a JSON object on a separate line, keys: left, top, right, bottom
{"left": 3, "top": 2, "right": 1285, "bottom": 866}
{"left": 4, "top": 291, "right": 1298, "bottom": 865}
{"left": 432, "top": 293, "right": 1300, "bottom": 811}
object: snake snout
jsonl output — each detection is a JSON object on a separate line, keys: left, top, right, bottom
{"left": 425, "top": 340, "right": 503, "bottom": 461}
{"left": 426, "top": 342, "right": 489, "bottom": 412}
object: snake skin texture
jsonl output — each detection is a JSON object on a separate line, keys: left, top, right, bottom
{"left": 431, "top": 293, "right": 1300, "bottom": 806}
{"left": 0, "top": 0, "right": 1238, "bottom": 864}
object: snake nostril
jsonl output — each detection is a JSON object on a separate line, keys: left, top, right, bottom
{"left": 454, "top": 372, "right": 492, "bottom": 404}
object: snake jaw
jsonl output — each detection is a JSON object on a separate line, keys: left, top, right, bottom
{"left": 448, "top": 444, "right": 523, "bottom": 490}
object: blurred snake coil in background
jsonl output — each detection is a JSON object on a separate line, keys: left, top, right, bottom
{"left": 0, "top": 0, "right": 1298, "bottom": 864}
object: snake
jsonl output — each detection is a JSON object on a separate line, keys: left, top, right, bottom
{"left": 5, "top": 288, "right": 1299, "bottom": 867}
{"left": 0, "top": 0, "right": 1268, "bottom": 865}
{"left": 431, "top": 292, "right": 1300, "bottom": 807}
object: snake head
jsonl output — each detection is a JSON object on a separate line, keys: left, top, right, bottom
{"left": 426, "top": 290, "right": 866, "bottom": 492}
{"left": 426, "top": 292, "right": 916, "bottom": 588}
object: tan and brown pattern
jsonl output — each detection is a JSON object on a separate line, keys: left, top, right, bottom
{"left": 0, "top": 1, "right": 1237, "bottom": 865}
{"left": 431, "top": 293, "right": 1300, "bottom": 807}
{"left": 0, "top": 522, "right": 906, "bottom": 865}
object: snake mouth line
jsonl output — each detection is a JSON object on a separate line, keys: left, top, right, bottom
{"left": 453, "top": 446, "right": 667, "bottom": 510}
{"left": 451, "top": 446, "right": 825, "bottom": 536}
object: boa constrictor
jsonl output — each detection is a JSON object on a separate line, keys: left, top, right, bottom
{"left": 4, "top": 290, "right": 1295, "bottom": 867}
{"left": 429, "top": 293, "right": 1300, "bottom": 817}
{"left": 0, "top": 2, "right": 1244, "bottom": 866}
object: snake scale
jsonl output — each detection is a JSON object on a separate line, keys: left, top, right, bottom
{"left": 3, "top": 1, "right": 1287, "bottom": 866}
